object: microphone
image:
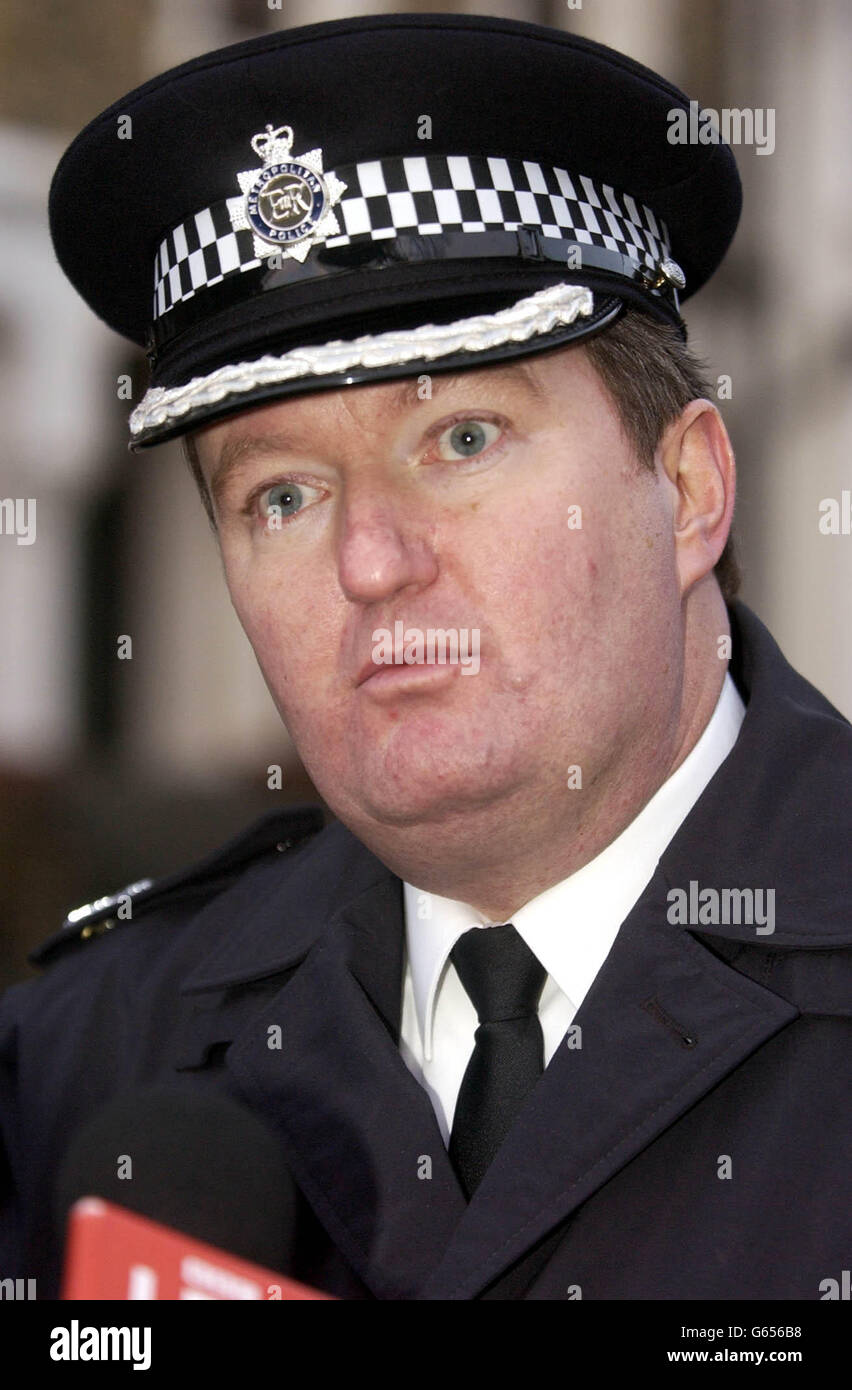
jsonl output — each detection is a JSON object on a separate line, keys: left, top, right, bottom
{"left": 54, "top": 1084, "right": 327, "bottom": 1299}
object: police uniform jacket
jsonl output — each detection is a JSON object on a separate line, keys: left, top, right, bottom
{"left": 1, "top": 601, "right": 850, "bottom": 1300}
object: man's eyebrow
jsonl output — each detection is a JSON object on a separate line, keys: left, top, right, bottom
{"left": 208, "top": 431, "right": 301, "bottom": 507}
{"left": 388, "top": 361, "right": 546, "bottom": 409}
{"left": 208, "top": 360, "right": 546, "bottom": 502}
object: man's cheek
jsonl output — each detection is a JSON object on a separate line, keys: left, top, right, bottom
{"left": 228, "top": 566, "right": 287, "bottom": 640}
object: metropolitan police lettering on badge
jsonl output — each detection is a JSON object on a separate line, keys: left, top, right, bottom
{"left": 50, "top": 1320, "right": 151, "bottom": 1371}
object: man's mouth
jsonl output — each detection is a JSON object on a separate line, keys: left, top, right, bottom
{"left": 355, "top": 657, "right": 462, "bottom": 695}
{"left": 355, "top": 621, "right": 482, "bottom": 688}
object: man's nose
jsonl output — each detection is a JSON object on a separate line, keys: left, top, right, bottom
{"left": 336, "top": 486, "right": 439, "bottom": 604}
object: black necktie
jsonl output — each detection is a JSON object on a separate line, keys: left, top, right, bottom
{"left": 448, "top": 923, "right": 547, "bottom": 1197}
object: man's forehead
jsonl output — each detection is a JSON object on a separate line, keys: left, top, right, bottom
{"left": 199, "top": 356, "right": 556, "bottom": 473}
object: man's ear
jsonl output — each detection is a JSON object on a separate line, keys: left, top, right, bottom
{"left": 657, "top": 399, "right": 736, "bottom": 597}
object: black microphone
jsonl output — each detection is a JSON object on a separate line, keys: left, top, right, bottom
{"left": 54, "top": 1084, "right": 301, "bottom": 1279}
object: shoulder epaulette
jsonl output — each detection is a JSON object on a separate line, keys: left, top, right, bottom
{"left": 30, "top": 804, "right": 326, "bottom": 967}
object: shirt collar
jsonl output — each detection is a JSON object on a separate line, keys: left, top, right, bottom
{"left": 404, "top": 672, "right": 746, "bottom": 1059}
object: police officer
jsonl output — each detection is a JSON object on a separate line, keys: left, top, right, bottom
{"left": 1, "top": 13, "right": 849, "bottom": 1301}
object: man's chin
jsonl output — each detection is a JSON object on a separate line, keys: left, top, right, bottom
{"left": 323, "top": 750, "right": 524, "bottom": 833}
{"left": 294, "top": 701, "right": 533, "bottom": 831}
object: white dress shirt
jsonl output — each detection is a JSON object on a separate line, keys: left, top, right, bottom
{"left": 399, "top": 672, "right": 746, "bottom": 1144}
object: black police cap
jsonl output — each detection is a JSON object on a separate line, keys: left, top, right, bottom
{"left": 48, "top": 12, "right": 741, "bottom": 449}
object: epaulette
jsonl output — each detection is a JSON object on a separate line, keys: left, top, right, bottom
{"left": 29, "top": 804, "right": 326, "bottom": 967}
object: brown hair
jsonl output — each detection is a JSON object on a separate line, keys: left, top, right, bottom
{"left": 184, "top": 431, "right": 215, "bottom": 528}
{"left": 183, "top": 308, "right": 739, "bottom": 600}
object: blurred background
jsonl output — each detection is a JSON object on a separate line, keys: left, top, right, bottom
{"left": 0, "top": 0, "right": 850, "bottom": 984}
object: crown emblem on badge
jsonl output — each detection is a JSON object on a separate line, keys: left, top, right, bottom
{"left": 229, "top": 124, "right": 347, "bottom": 263}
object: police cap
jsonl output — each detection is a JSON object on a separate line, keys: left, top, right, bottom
{"left": 48, "top": 12, "right": 742, "bottom": 449}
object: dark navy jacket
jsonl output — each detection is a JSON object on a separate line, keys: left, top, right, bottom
{"left": 1, "top": 602, "right": 850, "bottom": 1299}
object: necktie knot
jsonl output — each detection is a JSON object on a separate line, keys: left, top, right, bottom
{"left": 450, "top": 923, "right": 546, "bottom": 1024}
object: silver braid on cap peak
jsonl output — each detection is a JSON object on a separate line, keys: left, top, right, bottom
{"left": 129, "top": 282, "right": 594, "bottom": 438}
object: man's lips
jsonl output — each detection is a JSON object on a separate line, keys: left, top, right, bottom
{"left": 353, "top": 622, "right": 482, "bottom": 689}
{"left": 355, "top": 657, "right": 387, "bottom": 688}
{"left": 355, "top": 655, "right": 463, "bottom": 691}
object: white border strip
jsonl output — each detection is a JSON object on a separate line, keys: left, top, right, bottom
{"left": 130, "top": 282, "right": 594, "bottom": 437}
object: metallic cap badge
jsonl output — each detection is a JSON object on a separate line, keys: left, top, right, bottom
{"left": 229, "top": 124, "right": 347, "bottom": 263}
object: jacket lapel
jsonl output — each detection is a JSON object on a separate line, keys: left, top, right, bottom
{"left": 417, "top": 870, "right": 797, "bottom": 1299}
{"left": 176, "top": 846, "right": 467, "bottom": 1300}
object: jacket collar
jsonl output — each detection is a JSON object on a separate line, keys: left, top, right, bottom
{"left": 659, "top": 601, "right": 851, "bottom": 947}
{"left": 179, "top": 818, "right": 398, "bottom": 996}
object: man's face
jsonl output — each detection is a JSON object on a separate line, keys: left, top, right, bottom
{"left": 195, "top": 345, "right": 682, "bottom": 844}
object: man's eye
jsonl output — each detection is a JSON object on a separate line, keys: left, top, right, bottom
{"left": 435, "top": 419, "right": 501, "bottom": 461}
{"left": 256, "top": 481, "right": 321, "bottom": 523}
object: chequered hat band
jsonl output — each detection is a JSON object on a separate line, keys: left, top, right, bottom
{"left": 153, "top": 154, "right": 671, "bottom": 320}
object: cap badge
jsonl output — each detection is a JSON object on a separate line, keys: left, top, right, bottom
{"left": 229, "top": 124, "right": 347, "bottom": 263}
